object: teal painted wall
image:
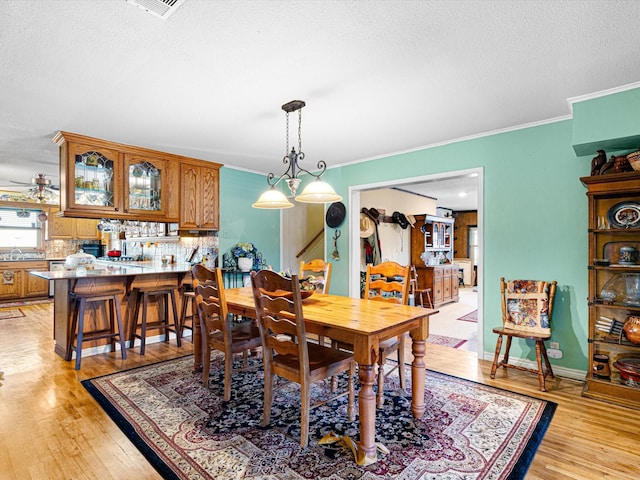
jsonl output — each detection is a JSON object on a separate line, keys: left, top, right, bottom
{"left": 221, "top": 86, "right": 640, "bottom": 373}
{"left": 572, "top": 87, "right": 640, "bottom": 155}
{"left": 219, "top": 168, "right": 281, "bottom": 270}
{"left": 324, "top": 120, "right": 589, "bottom": 371}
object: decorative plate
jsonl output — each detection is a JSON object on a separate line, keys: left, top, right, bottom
{"left": 607, "top": 201, "right": 640, "bottom": 229}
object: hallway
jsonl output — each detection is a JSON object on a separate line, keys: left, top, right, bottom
{"left": 425, "top": 287, "right": 479, "bottom": 353}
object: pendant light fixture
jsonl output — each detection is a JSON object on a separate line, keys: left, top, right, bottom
{"left": 252, "top": 100, "right": 342, "bottom": 209}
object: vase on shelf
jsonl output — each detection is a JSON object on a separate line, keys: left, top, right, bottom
{"left": 237, "top": 257, "right": 253, "bottom": 272}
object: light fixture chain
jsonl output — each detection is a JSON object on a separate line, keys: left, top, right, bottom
{"left": 285, "top": 110, "right": 290, "bottom": 155}
{"left": 297, "top": 108, "right": 302, "bottom": 153}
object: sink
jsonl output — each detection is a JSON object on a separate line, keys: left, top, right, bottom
{"left": 1, "top": 253, "right": 46, "bottom": 261}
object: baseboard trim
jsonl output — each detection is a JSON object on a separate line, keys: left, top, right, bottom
{"left": 482, "top": 351, "right": 586, "bottom": 381}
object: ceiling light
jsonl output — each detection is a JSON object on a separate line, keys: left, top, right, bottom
{"left": 458, "top": 192, "right": 467, "bottom": 197}
{"left": 252, "top": 100, "right": 342, "bottom": 209}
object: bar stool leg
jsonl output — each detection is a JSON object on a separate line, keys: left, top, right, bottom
{"left": 129, "top": 290, "right": 142, "bottom": 349}
{"left": 75, "top": 298, "right": 87, "bottom": 370}
{"left": 140, "top": 292, "right": 149, "bottom": 355}
{"left": 113, "top": 295, "right": 127, "bottom": 360}
{"left": 169, "top": 289, "right": 181, "bottom": 347}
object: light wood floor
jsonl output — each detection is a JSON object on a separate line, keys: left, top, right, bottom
{"left": 1, "top": 303, "right": 639, "bottom": 479}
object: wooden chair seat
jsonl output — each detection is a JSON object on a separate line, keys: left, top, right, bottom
{"left": 208, "top": 321, "right": 262, "bottom": 351}
{"left": 274, "top": 341, "right": 353, "bottom": 378}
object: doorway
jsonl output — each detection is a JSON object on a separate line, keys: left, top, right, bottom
{"left": 348, "top": 167, "right": 484, "bottom": 357}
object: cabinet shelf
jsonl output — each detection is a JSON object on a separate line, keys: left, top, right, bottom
{"left": 581, "top": 172, "right": 640, "bottom": 409}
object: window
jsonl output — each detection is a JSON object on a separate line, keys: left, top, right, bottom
{"left": 468, "top": 226, "right": 478, "bottom": 266}
{"left": 0, "top": 208, "right": 45, "bottom": 249}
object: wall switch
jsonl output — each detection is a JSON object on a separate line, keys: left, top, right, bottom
{"left": 547, "top": 348, "right": 563, "bottom": 359}
{"left": 550, "top": 341, "right": 560, "bottom": 350}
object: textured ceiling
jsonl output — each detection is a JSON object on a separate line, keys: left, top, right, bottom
{"left": 1, "top": 0, "right": 640, "bottom": 210}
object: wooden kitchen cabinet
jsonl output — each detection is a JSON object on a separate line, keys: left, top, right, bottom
{"left": 54, "top": 131, "right": 186, "bottom": 222}
{"left": 180, "top": 159, "right": 221, "bottom": 230}
{"left": 581, "top": 171, "right": 640, "bottom": 409}
{"left": 24, "top": 261, "right": 49, "bottom": 297}
{"left": 0, "top": 261, "right": 49, "bottom": 300}
{"left": 47, "top": 208, "right": 100, "bottom": 240}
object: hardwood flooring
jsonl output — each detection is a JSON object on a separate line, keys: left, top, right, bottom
{"left": 1, "top": 303, "right": 639, "bottom": 479}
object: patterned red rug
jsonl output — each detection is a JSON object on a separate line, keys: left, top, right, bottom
{"left": 83, "top": 354, "right": 556, "bottom": 479}
{"left": 457, "top": 309, "right": 478, "bottom": 323}
{"left": 426, "top": 333, "right": 467, "bottom": 348}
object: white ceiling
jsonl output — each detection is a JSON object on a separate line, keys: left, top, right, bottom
{"left": 2, "top": 0, "right": 640, "bottom": 211}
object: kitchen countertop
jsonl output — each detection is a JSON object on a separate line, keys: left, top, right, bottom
{"left": 30, "top": 262, "right": 194, "bottom": 280}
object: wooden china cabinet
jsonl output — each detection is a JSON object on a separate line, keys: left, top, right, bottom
{"left": 581, "top": 171, "right": 640, "bottom": 409}
{"left": 410, "top": 214, "right": 459, "bottom": 307}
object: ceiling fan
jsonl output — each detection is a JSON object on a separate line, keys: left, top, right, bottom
{"left": 0, "top": 173, "right": 60, "bottom": 203}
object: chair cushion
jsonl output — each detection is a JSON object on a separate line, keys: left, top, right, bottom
{"left": 504, "top": 280, "right": 551, "bottom": 335}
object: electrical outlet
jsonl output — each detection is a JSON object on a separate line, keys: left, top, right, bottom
{"left": 547, "top": 348, "right": 563, "bottom": 359}
{"left": 550, "top": 341, "right": 560, "bottom": 350}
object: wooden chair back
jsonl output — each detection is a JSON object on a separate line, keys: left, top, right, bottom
{"left": 194, "top": 267, "right": 230, "bottom": 342}
{"left": 251, "top": 269, "right": 308, "bottom": 377}
{"left": 191, "top": 263, "right": 218, "bottom": 288}
{"left": 299, "top": 259, "right": 332, "bottom": 294}
{"left": 364, "top": 261, "right": 410, "bottom": 305}
{"left": 500, "top": 277, "right": 557, "bottom": 335}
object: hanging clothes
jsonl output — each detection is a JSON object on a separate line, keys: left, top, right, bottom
{"left": 360, "top": 208, "right": 382, "bottom": 265}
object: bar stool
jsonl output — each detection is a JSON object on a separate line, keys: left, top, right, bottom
{"left": 129, "top": 286, "right": 181, "bottom": 355}
{"left": 67, "top": 289, "right": 127, "bottom": 370}
{"left": 179, "top": 283, "right": 197, "bottom": 339}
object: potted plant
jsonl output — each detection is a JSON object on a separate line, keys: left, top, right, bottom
{"left": 232, "top": 242, "right": 259, "bottom": 272}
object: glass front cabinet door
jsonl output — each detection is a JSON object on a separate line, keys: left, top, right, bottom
{"left": 124, "top": 154, "right": 170, "bottom": 218}
{"left": 64, "top": 142, "right": 123, "bottom": 216}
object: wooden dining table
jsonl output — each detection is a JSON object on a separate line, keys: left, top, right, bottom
{"left": 191, "top": 287, "right": 437, "bottom": 465}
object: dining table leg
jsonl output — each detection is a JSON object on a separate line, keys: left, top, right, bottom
{"left": 410, "top": 327, "right": 428, "bottom": 419}
{"left": 356, "top": 363, "right": 378, "bottom": 464}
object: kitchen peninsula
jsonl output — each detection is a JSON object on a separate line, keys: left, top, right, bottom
{"left": 31, "top": 262, "right": 194, "bottom": 364}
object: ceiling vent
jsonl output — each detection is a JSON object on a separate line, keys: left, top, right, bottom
{"left": 125, "top": 0, "right": 187, "bottom": 20}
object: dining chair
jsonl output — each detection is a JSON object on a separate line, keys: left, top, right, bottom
{"left": 193, "top": 265, "right": 262, "bottom": 401}
{"left": 250, "top": 269, "right": 355, "bottom": 448}
{"left": 334, "top": 261, "right": 410, "bottom": 407}
{"left": 364, "top": 261, "right": 411, "bottom": 406}
{"left": 409, "top": 265, "right": 433, "bottom": 308}
{"left": 299, "top": 258, "right": 332, "bottom": 346}
{"left": 299, "top": 258, "right": 332, "bottom": 294}
{"left": 490, "top": 277, "right": 558, "bottom": 391}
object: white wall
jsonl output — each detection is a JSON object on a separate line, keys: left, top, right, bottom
{"left": 360, "top": 188, "right": 436, "bottom": 268}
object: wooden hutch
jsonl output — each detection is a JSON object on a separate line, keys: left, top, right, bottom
{"left": 410, "top": 214, "right": 459, "bottom": 307}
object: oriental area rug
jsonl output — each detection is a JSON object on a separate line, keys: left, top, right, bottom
{"left": 83, "top": 354, "right": 556, "bottom": 480}
{"left": 426, "top": 334, "right": 467, "bottom": 349}
{"left": 457, "top": 309, "right": 478, "bottom": 323}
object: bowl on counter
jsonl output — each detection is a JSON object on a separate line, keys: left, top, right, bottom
{"left": 107, "top": 250, "right": 122, "bottom": 257}
{"left": 65, "top": 249, "right": 96, "bottom": 269}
